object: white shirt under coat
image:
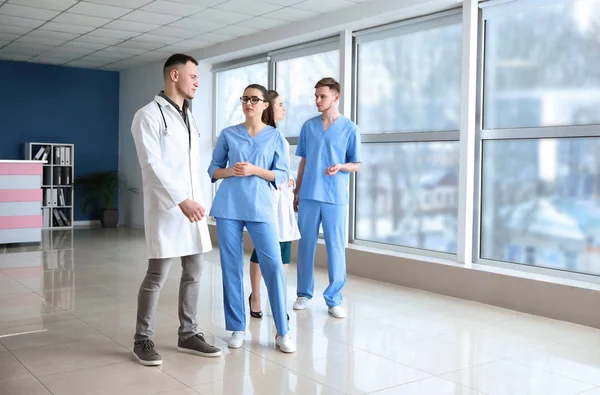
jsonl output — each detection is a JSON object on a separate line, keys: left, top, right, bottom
{"left": 272, "top": 138, "right": 301, "bottom": 242}
{"left": 131, "top": 95, "right": 212, "bottom": 259}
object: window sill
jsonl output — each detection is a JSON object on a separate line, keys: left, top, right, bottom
{"left": 347, "top": 238, "right": 600, "bottom": 293}
{"left": 207, "top": 219, "right": 600, "bottom": 292}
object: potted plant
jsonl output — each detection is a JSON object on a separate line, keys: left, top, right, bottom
{"left": 74, "top": 170, "right": 124, "bottom": 228}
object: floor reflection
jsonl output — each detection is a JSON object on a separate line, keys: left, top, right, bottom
{"left": 0, "top": 228, "right": 598, "bottom": 395}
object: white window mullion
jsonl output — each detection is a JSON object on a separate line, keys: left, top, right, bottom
{"left": 457, "top": 0, "right": 480, "bottom": 266}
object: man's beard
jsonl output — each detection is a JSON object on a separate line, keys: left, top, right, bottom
{"left": 318, "top": 102, "right": 332, "bottom": 113}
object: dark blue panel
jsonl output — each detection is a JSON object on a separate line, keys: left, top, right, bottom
{"left": 0, "top": 60, "right": 119, "bottom": 221}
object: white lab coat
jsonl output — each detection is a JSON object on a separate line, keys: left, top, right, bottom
{"left": 131, "top": 95, "right": 212, "bottom": 259}
{"left": 272, "top": 139, "right": 301, "bottom": 242}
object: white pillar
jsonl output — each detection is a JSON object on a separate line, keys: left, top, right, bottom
{"left": 340, "top": 29, "right": 355, "bottom": 245}
{"left": 457, "top": 0, "right": 480, "bottom": 266}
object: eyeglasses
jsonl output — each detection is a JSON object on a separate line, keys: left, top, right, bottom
{"left": 240, "top": 96, "right": 265, "bottom": 105}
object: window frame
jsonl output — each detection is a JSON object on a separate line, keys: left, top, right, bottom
{"left": 350, "top": 10, "right": 463, "bottom": 259}
{"left": 211, "top": 57, "right": 270, "bottom": 199}
{"left": 211, "top": 39, "right": 343, "bottom": 233}
{"left": 473, "top": 0, "right": 600, "bottom": 283}
{"left": 271, "top": 37, "right": 341, "bottom": 144}
{"left": 211, "top": 57, "right": 270, "bottom": 144}
{"left": 271, "top": 37, "right": 343, "bottom": 238}
{"left": 206, "top": 0, "right": 600, "bottom": 283}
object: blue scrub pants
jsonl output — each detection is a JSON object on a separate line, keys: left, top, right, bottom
{"left": 215, "top": 218, "right": 289, "bottom": 336}
{"left": 296, "top": 199, "right": 347, "bottom": 308}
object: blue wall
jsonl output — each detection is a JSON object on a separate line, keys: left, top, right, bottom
{"left": 0, "top": 60, "right": 119, "bottom": 221}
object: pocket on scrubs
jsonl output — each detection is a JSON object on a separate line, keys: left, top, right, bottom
{"left": 325, "top": 136, "right": 348, "bottom": 163}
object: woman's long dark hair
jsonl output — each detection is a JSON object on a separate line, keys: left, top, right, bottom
{"left": 245, "top": 84, "right": 276, "bottom": 128}
{"left": 265, "top": 89, "right": 280, "bottom": 120}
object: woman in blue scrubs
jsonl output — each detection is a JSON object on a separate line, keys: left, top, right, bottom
{"left": 208, "top": 84, "right": 295, "bottom": 353}
{"left": 248, "top": 90, "right": 300, "bottom": 320}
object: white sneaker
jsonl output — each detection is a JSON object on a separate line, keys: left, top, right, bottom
{"left": 275, "top": 335, "right": 296, "bottom": 353}
{"left": 293, "top": 297, "right": 309, "bottom": 310}
{"left": 328, "top": 306, "right": 346, "bottom": 319}
{"left": 228, "top": 331, "right": 245, "bottom": 349}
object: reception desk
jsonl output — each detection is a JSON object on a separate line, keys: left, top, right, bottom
{"left": 0, "top": 160, "right": 44, "bottom": 244}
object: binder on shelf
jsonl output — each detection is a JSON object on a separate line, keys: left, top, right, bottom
{"left": 58, "top": 210, "right": 70, "bottom": 226}
{"left": 41, "top": 147, "right": 50, "bottom": 162}
{"left": 52, "top": 209, "right": 64, "bottom": 227}
{"left": 58, "top": 189, "right": 65, "bottom": 207}
{"left": 54, "top": 147, "right": 61, "bottom": 165}
{"left": 33, "top": 146, "right": 46, "bottom": 160}
{"left": 54, "top": 167, "right": 62, "bottom": 185}
{"left": 45, "top": 189, "right": 52, "bottom": 206}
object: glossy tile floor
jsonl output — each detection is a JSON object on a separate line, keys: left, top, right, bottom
{"left": 1, "top": 228, "right": 600, "bottom": 394}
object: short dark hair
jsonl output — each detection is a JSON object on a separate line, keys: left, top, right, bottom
{"left": 163, "top": 53, "right": 198, "bottom": 78}
{"left": 314, "top": 77, "right": 341, "bottom": 94}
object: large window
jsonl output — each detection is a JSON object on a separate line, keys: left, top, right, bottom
{"left": 483, "top": 0, "right": 600, "bottom": 129}
{"left": 353, "top": 12, "right": 462, "bottom": 253}
{"left": 357, "top": 23, "right": 462, "bottom": 133}
{"left": 356, "top": 142, "right": 459, "bottom": 253}
{"left": 215, "top": 62, "right": 268, "bottom": 135}
{"left": 275, "top": 50, "right": 339, "bottom": 137}
{"left": 478, "top": 0, "right": 600, "bottom": 276}
{"left": 208, "top": 1, "right": 600, "bottom": 281}
{"left": 481, "top": 138, "right": 600, "bottom": 275}
{"left": 212, "top": 46, "right": 337, "bottom": 202}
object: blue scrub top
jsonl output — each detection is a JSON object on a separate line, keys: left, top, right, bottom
{"left": 208, "top": 123, "right": 289, "bottom": 223}
{"left": 296, "top": 115, "right": 361, "bottom": 205}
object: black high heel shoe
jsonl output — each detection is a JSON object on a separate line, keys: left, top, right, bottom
{"left": 249, "top": 294, "right": 262, "bottom": 318}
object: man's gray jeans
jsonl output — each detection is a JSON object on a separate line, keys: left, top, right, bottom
{"left": 134, "top": 254, "right": 202, "bottom": 342}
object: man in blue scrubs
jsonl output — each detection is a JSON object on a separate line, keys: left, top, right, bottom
{"left": 293, "top": 77, "right": 361, "bottom": 319}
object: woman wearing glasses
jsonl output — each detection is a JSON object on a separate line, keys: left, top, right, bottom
{"left": 248, "top": 90, "right": 300, "bottom": 321}
{"left": 208, "top": 84, "right": 295, "bottom": 353}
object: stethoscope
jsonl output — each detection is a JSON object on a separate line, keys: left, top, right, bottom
{"left": 155, "top": 101, "right": 200, "bottom": 137}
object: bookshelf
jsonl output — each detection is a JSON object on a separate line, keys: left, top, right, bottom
{"left": 24, "top": 142, "right": 74, "bottom": 229}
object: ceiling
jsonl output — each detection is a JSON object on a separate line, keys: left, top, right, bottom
{"left": 0, "top": 0, "right": 370, "bottom": 71}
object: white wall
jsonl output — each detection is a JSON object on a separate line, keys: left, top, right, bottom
{"left": 118, "top": 62, "right": 213, "bottom": 228}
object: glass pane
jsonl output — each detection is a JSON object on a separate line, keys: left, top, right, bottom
{"left": 484, "top": 0, "right": 600, "bottom": 129}
{"left": 275, "top": 50, "right": 339, "bottom": 137}
{"left": 288, "top": 144, "right": 301, "bottom": 180}
{"left": 355, "top": 142, "right": 459, "bottom": 253}
{"left": 356, "top": 23, "right": 462, "bottom": 134}
{"left": 216, "top": 62, "right": 268, "bottom": 135}
{"left": 481, "top": 138, "right": 600, "bottom": 275}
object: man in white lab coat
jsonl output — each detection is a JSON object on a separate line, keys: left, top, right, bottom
{"left": 130, "top": 53, "right": 220, "bottom": 366}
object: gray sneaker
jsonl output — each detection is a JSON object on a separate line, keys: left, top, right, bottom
{"left": 133, "top": 340, "right": 162, "bottom": 366}
{"left": 177, "top": 333, "right": 222, "bottom": 357}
